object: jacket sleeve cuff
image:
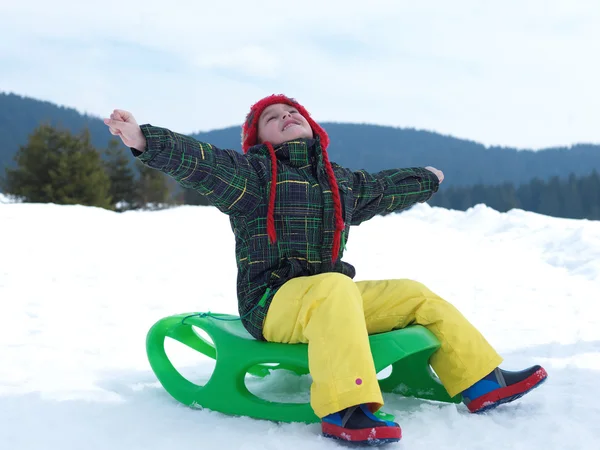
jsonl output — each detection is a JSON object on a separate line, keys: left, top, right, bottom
{"left": 414, "top": 167, "right": 441, "bottom": 194}
{"left": 130, "top": 124, "right": 170, "bottom": 164}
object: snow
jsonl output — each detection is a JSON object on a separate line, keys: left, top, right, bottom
{"left": 0, "top": 193, "right": 16, "bottom": 204}
{"left": 1, "top": 202, "right": 599, "bottom": 449}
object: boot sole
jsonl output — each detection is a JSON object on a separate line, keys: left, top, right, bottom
{"left": 322, "top": 422, "right": 401, "bottom": 445}
{"left": 468, "top": 367, "right": 548, "bottom": 413}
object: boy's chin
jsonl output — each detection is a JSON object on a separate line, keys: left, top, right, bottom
{"left": 262, "top": 133, "right": 313, "bottom": 146}
{"left": 282, "top": 131, "right": 313, "bottom": 142}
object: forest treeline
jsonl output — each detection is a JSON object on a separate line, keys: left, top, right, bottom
{"left": 3, "top": 124, "right": 598, "bottom": 221}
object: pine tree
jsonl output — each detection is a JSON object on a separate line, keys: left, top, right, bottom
{"left": 495, "top": 183, "right": 520, "bottom": 212}
{"left": 563, "top": 173, "right": 584, "bottom": 218}
{"left": 537, "top": 176, "right": 562, "bottom": 217}
{"left": 4, "top": 124, "right": 111, "bottom": 208}
{"left": 517, "top": 178, "right": 544, "bottom": 212}
{"left": 103, "top": 140, "right": 137, "bottom": 211}
{"left": 135, "top": 162, "right": 171, "bottom": 209}
{"left": 580, "top": 170, "right": 600, "bottom": 220}
{"left": 425, "top": 172, "right": 597, "bottom": 220}
{"left": 183, "top": 188, "right": 212, "bottom": 206}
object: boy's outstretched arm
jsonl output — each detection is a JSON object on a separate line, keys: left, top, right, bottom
{"left": 104, "top": 109, "right": 262, "bottom": 216}
{"left": 347, "top": 166, "right": 442, "bottom": 225}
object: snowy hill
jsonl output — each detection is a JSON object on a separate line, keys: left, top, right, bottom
{"left": 1, "top": 201, "right": 599, "bottom": 449}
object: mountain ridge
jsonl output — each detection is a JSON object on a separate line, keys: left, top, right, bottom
{"left": 2, "top": 91, "right": 599, "bottom": 188}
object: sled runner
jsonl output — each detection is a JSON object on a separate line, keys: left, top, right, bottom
{"left": 146, "top": 312, "right": 461, "bottom": 423}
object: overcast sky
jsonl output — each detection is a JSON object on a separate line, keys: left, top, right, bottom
{"left": 1, "top": 0, "right": 599, "bottom": 149}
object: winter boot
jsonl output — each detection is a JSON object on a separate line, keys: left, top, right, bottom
{"left": 462, "top": 365, "right": 548, "bottom": 413}
{"left": 321, "top": 404, "right": 401, "bottom": 445}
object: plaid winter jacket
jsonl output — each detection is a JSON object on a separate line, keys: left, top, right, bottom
{"left": 135, "top": 125, "right": 440, "bottom": 340}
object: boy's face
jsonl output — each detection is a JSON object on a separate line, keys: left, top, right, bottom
{"left": 257, "top": 103, "right": 314, "bottom": 145}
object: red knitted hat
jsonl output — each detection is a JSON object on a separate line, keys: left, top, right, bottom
{"left": 241, "top": 94, "right": 344, "bottom": 262}
{"left": 242, "top": 94, "right": 330, "bottom": 152}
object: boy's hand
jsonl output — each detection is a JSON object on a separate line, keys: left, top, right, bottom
{"left": 425, "top": 166, "right": 444, "bottom": 184}
{"left": 103, "top": 109, "right": 147, "bottom": 151}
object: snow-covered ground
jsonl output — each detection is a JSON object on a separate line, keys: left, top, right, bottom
{"left": 1, "top": 201, "right": 599, "bottom": 449}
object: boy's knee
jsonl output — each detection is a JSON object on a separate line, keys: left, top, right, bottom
{"left": 413, "top": 280, "right": 449, "bottom": 301}
{"left": 398, "top": 280, "right": 458, "bottom": 311}
{"left": 317, "top": 272, "right": 354, "bottom": 288}
{"left": 315, "top": 272, "right": 361, "bottom": 302}
{"left": 394, "top": 279, "right": 439, "bottom": 299}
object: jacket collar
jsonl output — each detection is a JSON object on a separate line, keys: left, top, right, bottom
{"left": 248, "top": 137, "right": 323, "bottom": 168}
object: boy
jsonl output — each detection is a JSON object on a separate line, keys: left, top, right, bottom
{"left": 104, "top": 94, "right": 547, "bottom": 445}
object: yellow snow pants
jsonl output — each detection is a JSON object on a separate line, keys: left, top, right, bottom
{"left": 263, "top": 273, "right": 503, "bottom": 418}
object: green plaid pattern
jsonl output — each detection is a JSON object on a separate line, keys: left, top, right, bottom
{"left": 137, "top": 125, "right": 439, "bottom": 339}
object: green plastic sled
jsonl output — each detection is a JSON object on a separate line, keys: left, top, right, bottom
{"left": 146, "top": 312, "right": 460, "bottom": 423}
